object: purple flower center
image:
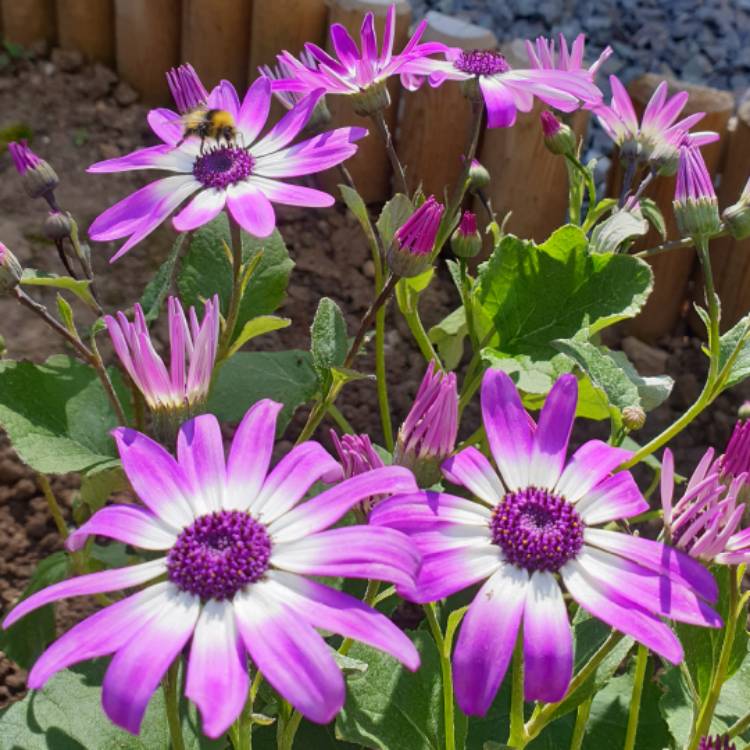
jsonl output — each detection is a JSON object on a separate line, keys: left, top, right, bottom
{"left": 167, "top": 510, "right": 272, "bottom": 600}
{"left": 490, "top": 487, "right": 584, "bottom": 572}
{"left": 193, "top": 146, "right": 253, "bottom": 190}
{"left": 454, "top": 50, "right": 510, "bottom": 76}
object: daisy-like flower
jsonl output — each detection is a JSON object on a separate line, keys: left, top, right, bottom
{"left": 2, "top": 401, "right": 420, "bottom": 737}
{"left": 87, "top": 67, "right": 366, "bottom": 261}
{"left": 386, "top": 196, "right": 444, "bottom": 278}
{"left": 272, "top": 4, "right": 446, "bottom": 115}
{"left": 105, "top": 296, "right": 219, "bottom": 414}
{"left": 371, "top": 370, "right": 721, "bottom": 714}
{"left": 595, "top": 76, "right": 719, "bottom": 171}
{"left": 399, "top": 44, "right": 603, "bottom": 129}
{"left": 674, "top": 143, "right": 721, "bottom": 239}
{"left": 525, "top": 33, "right": 612, "bottom": 80}
{"left": 394, "top": 362, "right": 458, "bottom": 487}
{"left": 662, "top": 447, "right": 750, "bottom": 565}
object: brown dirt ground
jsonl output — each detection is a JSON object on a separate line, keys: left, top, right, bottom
{"left": 0, "top": 48, "right": 748, "bottom": 707}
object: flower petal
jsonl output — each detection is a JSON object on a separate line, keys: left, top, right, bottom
{"left": 172, "top": 188, "right": 227, "bottom": 232}
{"left": 481, "top": 369, "right": 533, "bottom": 491}
{"left": 112, "top": 427, "right": 195, "bottom": 527}
{"left": 454, "top": 564, "right": 529, "bottom": 716}
{"left": 266, "top": 570, "right": 420, "bottom": 670}
{"left": 555, "top": 441, "right": 632, "bottom": 503}
{"left": 441, "top": 447, "right": 505, "bottom": 505}
{"left": 177, "top": 414, "right": 227, "bottom": 515}
{"left": 225, "top": 399, "right": 283, "bottom": 511}
{"left": 3, "top": 559, "right": 166, "bottom": 629}
{"left": 147, "top": 107, "right": 183, "bottom": 146}
{"left": 251, "top": 90, "right": 324, "bottom": 157}
{"left": 226, "top": 181, "right": 276, "bottom": 237}
{"left": 234, "top": 582, "right": 344, "bottom": 724}
{"left": 67, "top": 505, "right": 178, "bottom": 552}
{"left": 88, "top": 144, "right": 193, "bottom": 174}
{"left": 248, "top": 176, "right": 334, "bottom": 208}
{"left": 480, "top": 76, "right": 518, "bottom": 128}
{"left": 207, "top": 80, "right": 241, "bottom": 119}
{"left": 330, "top": 23, "right": 360, "bottom": 70}
{"left": 238, "top": 76, "right": 272, "bottom": 142}
{"left": 523, "top": 570, "right": 572, "bottom": 702}
{"left": 250, "top": 441, "right": 341, "bottom": 523}
{"left": 102, "top": 586, "right": 200, "bottom": 734}
{"left": 575, "top": 471, "right": 648, "bottom": 525}
{"left": 186, "top": 600, "right": 249, "bottom": 739}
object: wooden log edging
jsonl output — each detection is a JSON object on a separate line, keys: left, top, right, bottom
{"left": 56, "top": 0, "right": 114, "bottom": 65}
{"left": 1, "top": 0, "right": 56, "bottom": 48}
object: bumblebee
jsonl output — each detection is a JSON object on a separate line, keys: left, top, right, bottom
{"left": 177, "top": 106, "right": 237, "bottom": 152}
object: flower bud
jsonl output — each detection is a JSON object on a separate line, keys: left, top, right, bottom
{"left": 467, "top": 158, "right": 491, "bottom": 189}
{"left": 394, "top": 362, "right": 458, "bottom": 487}
{"left": 674, "top": 145, "right": 721, "bottom": 239}
{"left": 43, "top": 211, "right": 73, "bottom": 242}
{"left": 387, "top": 196, "right": 444, "bottom": 278}
{"left": 540, "top": 110, "right": 576, "bottom": 156}
{"left": 330, "top": 431, "right": 385, "bottom": 516}
{"left": 622, "top": 405, "right": 646, "bottom": 431}
{"left": 722, "top": 176, "right": 750, "bottom": 240}
{"left": 698, "top": 735, "right": 736, "bottom": 750}
{"left": 8, "top": 140, "right": 59, "bottom": 200}
{"left": 738, "top": 401, "right": 750, "bottom": 421}
{"left": 720, "top": 419, "right": 750, "bottom": 482}
{"left": 0, "top": 243, "right": 23, "bottom": 294}
{"left": 350, "top": 79, "right": 391, "bottom": 117}
{"left": 451, "top": 210, "right": 482, "bottom": 259}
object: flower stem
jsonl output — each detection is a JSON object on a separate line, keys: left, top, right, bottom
{"left": 374, "top": 303, "right": 394, "bottom": 451}
{"left": 727, "top": 706, "right": 750, "bottom": 739}
{"left": 400, "top": 299, "right": 441, "bottom": 366}
{"left": 164, "top": 661, "right": 186, "bottom": 750}
{"left": 697, "top": 236, "right": 721, "bottom": 383}
{"left": 339, "top": 580, "right": 381, "bottom": 657}
{"left": 218, "top": 217, "right": 244, "bottom": 360}
{"left": 371, "top": 109, "right": 408, "bottom": 196}
{"left": 623, "top": 645, "right": 649, "bottom": 750}
{"left": 424, "top": 604, "right": 456, "bottom": 750}
{"left": 507, "top": 634, "right": 528, "bottom": 748}
{"left": 569, "top": 696, "right": 592, "bottom": 750}
{"left": 687, "top": 565, "right": 741, "bottom": 750}
{"left": 459, "top": 260, "right": 479, "bottom": 353}
{"left": 36, "top": 473, "right": 68, "bottom": 539}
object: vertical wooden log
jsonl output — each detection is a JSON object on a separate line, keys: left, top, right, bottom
{"left": 182, "top": 0, "right": 253, "bottom": 91}
{"left": 115, "top": 0, "right": 180, "bottom": 105}
{"left": 56, "top": 0, "right": 114, "bottom": 65}
{"left": 396, "top": 11, "right": 497, "bottom": 198}
{"left": 1, "top": 0, "right": 55, "bottom": 48}
{"left": 323, "top": 0, "right": 412, "bottom": 203}
{"left": 704, "top": 101, "right": 750, "bottom": 331}
{"left": 619, "top": 74, "right": 734, "bottom": 341}
{"left": 477, "top": 40, "right": 590, "bottom": 243}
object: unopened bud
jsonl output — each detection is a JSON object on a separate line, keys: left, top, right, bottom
{"left": 43, "top": 211, "right": 73, "bottom": 242}
{"left": 674, "top": 145, "right": 721, "bottom": 239}
{"left": 8, "top": 140, "right": 59, "bottom": 200}
{"left": 622, "top": 406, "right": 646, "bottom": 431}
{"left": 467, "top": 158, "right": 491, "bottom": 189}
{"left": 540, "top": 111, "right": 576, "bottom": 156}
{"left": 387, "top": 197, "right": 444, "bottom": 278}
{"left": 350, "top": 79, "right": 391, "bottom": 116}
{"left": 0, "top": 243, "right": 23, "bottom": 294}
{"left": 723, "top": 197, "right": 750, "bottom": 241}
{"left": 451, "top": 210, "right": 482, "bottom": 259}
{"left": 739, "top": 401, "right": 750, "bottom": 421}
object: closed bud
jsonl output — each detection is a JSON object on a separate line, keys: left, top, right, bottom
{"left": 540, "top": 110, "right": 576, "bottom": 156}
{"left": 467, "top": 158, "right": 491, "bottom": 189}
{"left": 738, "top": 401, "right": 750, "bottom": 421}
{"left": 0, "top": 243, "right": 23, "bottom": 294}
{"left": 723, "top": 177, "right": 750, "bottom": 240}
{"left": 8, "top": 140, "right": 59, "bottom": 200}
{"left": 43, "top": 211, "right": 73, "bottom": 242}
{"left": 451, "top": 210, "right": 482, "bottom": 258}
{"left": 387, "top": 196, "right": 444, "bottom": 278}
{"left": 674, "top": 145, "right": 721, "bottom": 239}
{"left": 350, "top": 79, "right": 391, "bottom": 116}
{"left": 622, "top": 405, "right": 646, "bottom": 431}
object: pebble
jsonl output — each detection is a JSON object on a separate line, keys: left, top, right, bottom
{"left": 113, "top": 81, "right": 139, "bottom": 107}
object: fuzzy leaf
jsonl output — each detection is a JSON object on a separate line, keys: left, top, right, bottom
{"left": 20, "top": 269, "right": 98, "bottom": 311}
{"left": 718, "top": 313, "right": 750, "bottom": 390}
{"left": 227, "top": 315, "right": 291, "bottom": 358}
{"left": 310, "top": 298, "right": 348, "bottom": 384}
{"left": 428, "top": 307, "right": 467, "bottom": 371}
{"left": 589, "top": 209, "right": 649, "bottom": 253}
{"left": 639, "top": 197, "right": 667, "bottom": 240}
{"left": 79, "top": 463, "right": 129, "bottom": 513}
{"left": 376, "top": 194, "right": 413, "bottom": 248}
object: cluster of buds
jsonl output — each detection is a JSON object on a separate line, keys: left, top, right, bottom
{"left": 722, "top": 176, "right": 750, "bottom": 241}
{"left": 330, "top": 431, "right": 385, "bottom": 517}
{"left": 8, "top": 140, "right": 60, "bottom": 208}
{"left": 540, "top": 110, "right": 576, "bottom": 157}
{"left": 673, "top": 144, "right": 722, "bottom": 240}
{"left": 0, "top": 242, "right": 23, "bottom": 295}
{"left": 699, "top": 737, "right": 736, "bottom": 750}
{"left": 393, "top": 362, "right": 458, "bottom": 486}
{"left": 451, "top": 210, "right": 482, "bottom": 259}
{"left": 386, "top": 196, "right": 445, "bottom": 278}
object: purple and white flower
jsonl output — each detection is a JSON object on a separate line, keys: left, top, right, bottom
{"left": 372, "top": 369, "right": 721, "bottom": 714}
{"left": 525, "top": 33, "right": 612, "bottom": 81}
{"left": 662, "top": 446, "right": 750, "bottom": 566}
{"left": 2, "top": 401, "right": 421, "bottom": 737}
{"left": 88, "top": 67, "right": 366, "bottom": 261}
{"left": 399, "top": 44, "right": 603, "bottom": 128}
{"left": 105, "top": 296, "right": 219, "bottom": 413}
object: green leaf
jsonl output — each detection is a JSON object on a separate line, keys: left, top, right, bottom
{"left": 718, "top": 313, "right": 750, "bottom": 390}
{"left": 583, "top": 198, "right": 617, "bottom": 230}
{"left": 336, "top": 631, "right": 468, "bottom": 750}
{"left": 639, "top": 197, "right": 667, "bottom": 240}
{"left": 227, "top": 315, "right": 291, "bottom": 358}
{"left": 589, "top": 208, "right": 649, "bottom": 253}
{"left": 0, "top": 355, "right": 127, "bottom": 474}
{"left": 177, "top": 214, "right": 293, "bottom": 338}
{"left": 608, "top": 350, "right": 673, "bottom": 411}
{"left": 310, "top": 297, "right": 348, "bottom": 384}
{"left": 376, "top": 193, "right": 413, "bottom": 248}
{"left": 140, "top": 233, "right": 185, "bottom": 322}
{"left": 428, "top": 307, "right": 467, "bottom": 371}
{"left": 0, "top": 661, "right": 222, "bottom": 749}
{"left": 0, "top": 552, "right": 70, "bottom": 669}
{"left": 477, "top": 226, "right": 653, "bottom": 363}
{"left": 79, "top": 463, "right": 129, "bottom": 513}
{"left": 20, "top": 269, "right": 98, "bottom": 311}
{"left": 340, "top": 184, "right": 371, "bottom": 232}
{"left": 56, "top": 293, "right": 76, "bottom": 335}
{"left": 208, "top": 351, "right": 318, "bottom": 433}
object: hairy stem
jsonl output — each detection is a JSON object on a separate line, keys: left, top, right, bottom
{"left": 218, "top": 217, "right": 244, "bottom": 360}
{"left": 569, "top": 696, "right": 593, "bottom": 750}
{"left": 508, "top": 634, "right": 528, "bottom": 748}
{"left": 164, "top": 661, "right": 186, "bottom": 750}
{"left": 425, "top": 604, "right": 456, "bottom": 750}
{"left": 623, "top": 645, "right": 649, "bottom": 750}
{"left": 371, "top": 109, "right": 408, "bottom": 196}
{"left": 36, "top": 474, "right": 68, "bottom": 539}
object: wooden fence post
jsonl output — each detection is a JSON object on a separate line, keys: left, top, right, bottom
{"left": 1, "top": 0, "right": 55, "bottom": 48}
{"left": 618, "top": 74, "right": 734, "bottom": 341}
{"left": 703, "top": 101, "right": 750, "bottom": 331}
{"left": 476, "top": 40, "right": 591, "bottom": 243}
{"left": 182, "top": 0, "right": 253, "bottom": 91}
{"left": 322, "top": 0, "right": 412, "bottom": 203}
{"left": 56, "top": 0, "right": 114, "bottom": 64}
{"left": 114, "top": 0, "right": 181, "bottom": 105}
{"left": 396, "top": 11, "right": 496, "bottom": 198}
